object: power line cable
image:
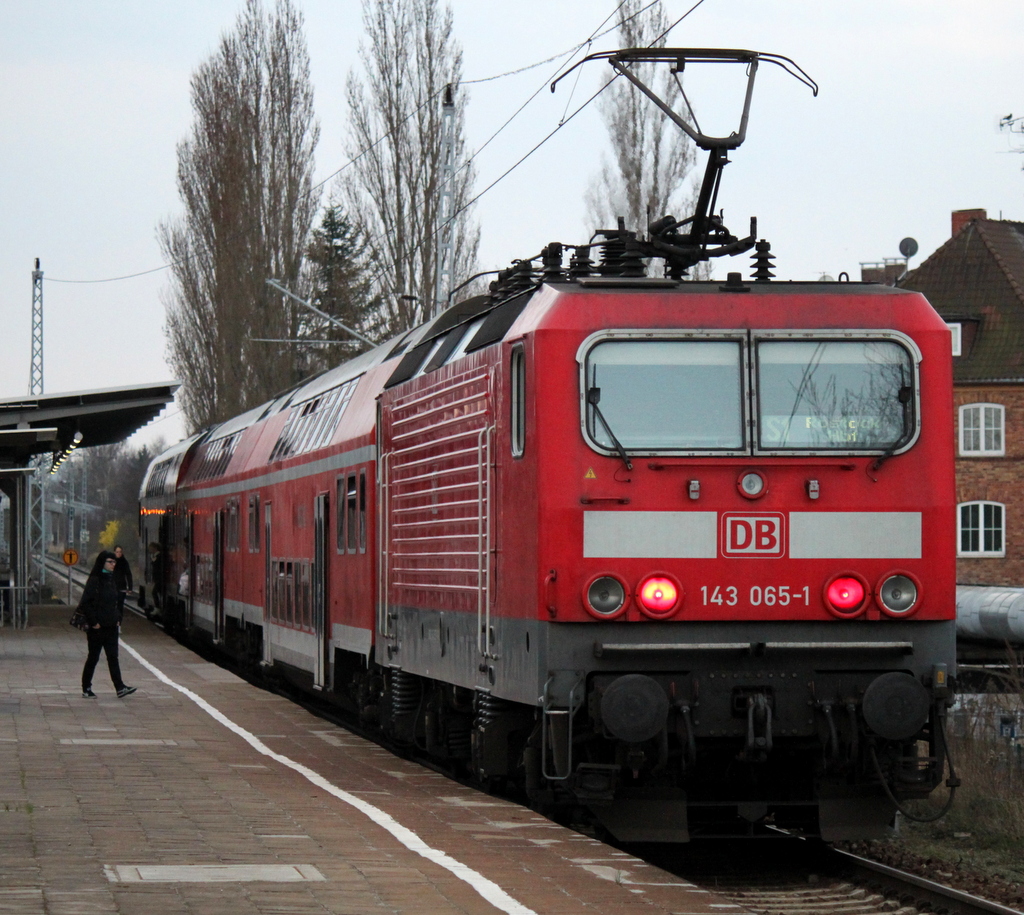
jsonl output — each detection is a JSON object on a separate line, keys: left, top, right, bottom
{"left": 47, "top": 88, "right": 444, "bottom": 286}
{"left": 358, "top": 2, "right": 649, "bottom": 292}
{"left": 462, "top": 0, "right": 658, "bottom": 85}
{"left": 43, "top": 6, "right": 623, "bottom": 288}
{"left": 362, "top": 0, "right": 713, "bottom": 294}
{"left": 45, "top": 1, "right": 701, "bottom": 288}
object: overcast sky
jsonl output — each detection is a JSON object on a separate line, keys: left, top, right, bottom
{"left": 1, "top": 0, "right": 1020, "bottom": 450}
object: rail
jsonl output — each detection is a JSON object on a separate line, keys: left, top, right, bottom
{"left": 827, "top": 846, "right": 1024, "bottom": 915}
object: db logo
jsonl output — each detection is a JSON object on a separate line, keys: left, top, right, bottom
{"left": 721, "top": 512, "right": 786, "bottom": 558}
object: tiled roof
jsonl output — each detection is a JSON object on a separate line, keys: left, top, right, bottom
{"left": 902, "top": 218, "right": 1024, "bottom": 382}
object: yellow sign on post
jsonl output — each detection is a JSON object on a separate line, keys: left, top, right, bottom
{"left": 63, "top": 549, "right": 79, "bottom": 566}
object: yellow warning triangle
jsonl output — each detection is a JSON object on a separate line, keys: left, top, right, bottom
{"left": 584, "top": 467, "right": 597, "bottom": 479}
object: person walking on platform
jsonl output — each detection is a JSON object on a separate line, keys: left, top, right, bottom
{"left": 112, "top": 544, "right": 133, "bottom": 618}
{"left": 79, "top": 551, "right": 136, "bottom": 699}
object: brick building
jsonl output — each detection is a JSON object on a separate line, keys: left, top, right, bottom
{"left": 901, "top": 209, "right": 1024, "bottom": 585}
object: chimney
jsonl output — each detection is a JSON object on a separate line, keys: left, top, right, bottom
{"left": 952, "top": 208, "right": 987, "bottom": 237}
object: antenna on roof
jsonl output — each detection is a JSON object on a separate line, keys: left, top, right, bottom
{"left": 895, "top": 238, "right": 918, "bottom": 286}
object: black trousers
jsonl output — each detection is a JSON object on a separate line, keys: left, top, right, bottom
{"left": 82, "top": 625, "right": 124, "bottom": 692}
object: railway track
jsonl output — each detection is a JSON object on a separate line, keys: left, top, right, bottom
{"left": 824, "top": 847, "right": 1023, "bottom": 915}
{"left": 44, "top": 556, "right": 88, "bottom": 597}
{"left": 652, "top": 838, "right": 1023, "bottom": 915}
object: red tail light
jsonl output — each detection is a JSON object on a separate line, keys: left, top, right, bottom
{"left": 824, "top": 575, "right": 867, "bottom": 616}
{"left": 637, "top": 575, "right": 681, "bottom": 617}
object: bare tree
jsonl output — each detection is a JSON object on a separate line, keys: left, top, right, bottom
{"left": 342, "top": 0, "right": 479, "bottom": 339}
{"left": 585, "top": 0, "right": 697, "bottom": 241}
{"left": 159, "top": 0, "right": 320, "bottom": 432}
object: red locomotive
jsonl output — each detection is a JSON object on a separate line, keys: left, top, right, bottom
{"left": 140, "top": 50, "right": 957, "bottom": 840}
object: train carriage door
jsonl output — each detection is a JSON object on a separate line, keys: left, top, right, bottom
{"left": 213, "top": 510, "right": 225, "bottom": 643}
{"left": 157, "top": 512, "right": 171, "bottom": 609}
{"left": 262, "top": 502, "right": 273, "bottom": 665}
{"left": 312, "top": 492, "right": 329, "bottom": 690}
{"left": 186, "top": 511, "right": 195, "bottom": 630}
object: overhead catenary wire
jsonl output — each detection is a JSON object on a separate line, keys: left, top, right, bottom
{"left": 361, "top": 0, "right": 712, "bottom": 295}
{"left": 45, "top": 87, "right": 444, "bottom": 286}
{"left": 42, "top": 9, "right": 620, "bottom": 287}
{"left": 462, "top": 0, "right": 656, "bottom": 85}
{"left": 44, "top": 1, "right": 708, "bottom": 289}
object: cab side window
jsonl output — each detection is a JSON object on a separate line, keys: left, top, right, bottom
{"left": 511, "top": 345, "right": 526, "bottom": 458}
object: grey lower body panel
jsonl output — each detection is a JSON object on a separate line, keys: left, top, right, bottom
{"left": 387, "top": 604, "right": 546, "bottom": 706}
{"left": 387, "top": 608, "right": 954, "bottom": 710}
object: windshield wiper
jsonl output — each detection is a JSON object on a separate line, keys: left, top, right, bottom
{"left": 588, "top": 387, "right": 633, "bottom": 472}
{"left": 870, "top": 383, "right": 913, "bottom": 474}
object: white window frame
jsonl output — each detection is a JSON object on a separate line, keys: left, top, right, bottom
{"left": 510, "top": 344, "right": 526, "bottom": 458}
{"left": 959, "top": 403, "right": 1005, "bottom": 456}
{"left": 958, "top": 500, "right": 1005, "bottom": 557}
{"left": 946, "top": 322, "right": 962, "bottom": 357}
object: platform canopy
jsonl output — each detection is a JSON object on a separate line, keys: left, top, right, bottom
{"left": 0, "top": 381, "right": 179, "bottom": 467}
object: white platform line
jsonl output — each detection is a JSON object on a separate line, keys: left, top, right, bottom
{"left": 119, "top": 640, "right": 538, "bottom": 915}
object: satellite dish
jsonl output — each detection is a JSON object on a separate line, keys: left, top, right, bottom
{"left": 899, "top": 237, "right": 918, "bottom": 259}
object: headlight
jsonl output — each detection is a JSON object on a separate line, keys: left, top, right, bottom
{"left": 877, "top": 573, "right": 920, "bottom": 616}
{"left": 737, "top": 469, "right": 767, "bottom": 499}
{"left": 584, "top": 575, "right": 627, "bottom": 619}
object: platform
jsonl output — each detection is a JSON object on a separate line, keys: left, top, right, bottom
{"left": 0, "top": 607, "right": 741, "bottom": 915}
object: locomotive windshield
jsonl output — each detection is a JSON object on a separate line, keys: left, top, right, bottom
{"left": 756, "top": 340, "right": 913, "bottom": 450}
{"left": 584, "top": 340, "right": 745, "bottom": 451}
{"left": 580, "top": 333, "right": 918, "bottom": 456}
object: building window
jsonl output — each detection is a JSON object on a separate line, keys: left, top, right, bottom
{"left": 946, "top": 322, "right": 962, "bottom": 357}
{"left": 960, "top": 403, "right": 1004, "bottom": 456}
{"left": 958, "top": 501, "right": 1005, "bottom": 557}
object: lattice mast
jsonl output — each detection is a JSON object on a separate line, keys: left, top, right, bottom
{"left": 30, "top": 258, "right": 43, "bottom": 395}
{"left": 29, "top": 258, "right": 46, "bottom": 599}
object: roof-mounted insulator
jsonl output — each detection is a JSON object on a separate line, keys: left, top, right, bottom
{"left": 597, "top": 233, "right": 625, "bottom": 276}
{"left": 568, "top": 245, "right": 593, "bottom": 279}
{"left": 506, "top": 259, "right": 537, "bottom": 296}
{"left": 489, "top": 267, "right": 513, "bottom": 299}
{"left": 620, "top": 236, "right": 647, "bottom": 277}
{"left": 541, "top": 243, "right": 565, "bottom": 283}
{"left": 596, "top": 217, "right": 648, "bottom": 278}
{"left": 751, "top": 239, "right": 775, "bottom": 282}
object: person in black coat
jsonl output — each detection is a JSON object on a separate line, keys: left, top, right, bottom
{"left": 112, "top": 544, "right": 133, "bottom": 617}
{"left": 79, "top": 551, "right": 136, "bottom": 698}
